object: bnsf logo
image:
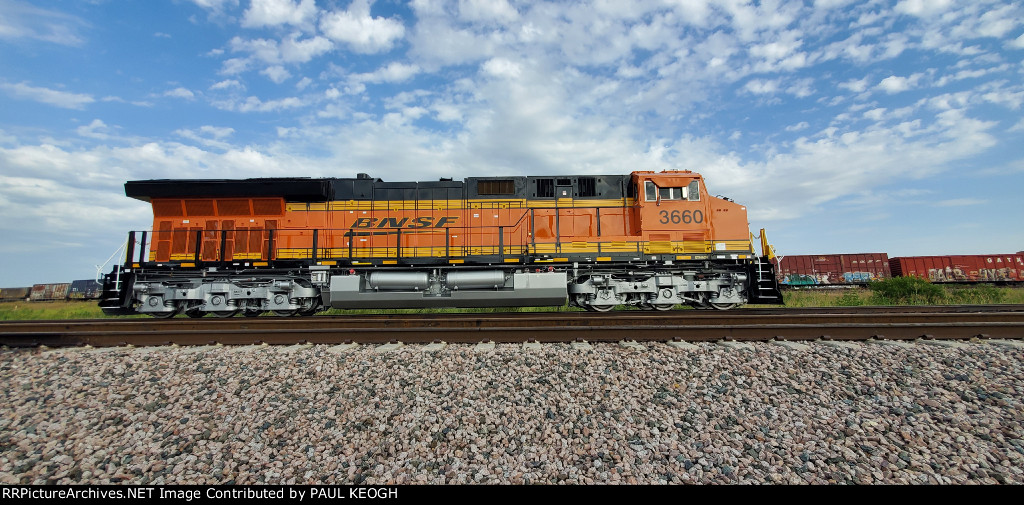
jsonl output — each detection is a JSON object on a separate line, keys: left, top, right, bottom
{"left": 351, "top": 217, "right": 459, "bottom": 228}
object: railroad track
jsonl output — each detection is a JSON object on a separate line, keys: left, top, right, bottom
{"left": 2, "top": 305, "right": 1023, "bottom": 348}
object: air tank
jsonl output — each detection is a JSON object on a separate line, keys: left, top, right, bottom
{"left": 367, "top": 272, "right": 430, "bottom": 290}
{"left": 446, "top": 271, "right": 506, "bottom": 289}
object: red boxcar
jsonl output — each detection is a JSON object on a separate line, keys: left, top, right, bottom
{"left": 889, "top": 255, "right": 1024, "bottom": 283}
{"left": 775, "top": 253, "right": 890, "bottom": 285}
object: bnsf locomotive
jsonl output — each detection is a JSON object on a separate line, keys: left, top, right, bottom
{"left": 99, "top": 171, "right": 783, "bottom": 317}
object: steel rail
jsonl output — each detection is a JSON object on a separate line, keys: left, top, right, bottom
{"left": 2, "top": 305, "right": 1023, "bottom": 348}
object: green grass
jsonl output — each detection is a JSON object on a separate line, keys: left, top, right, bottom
{"left": 776, "top": 279, "right": 1024, "bottom": 308}
{"left": 0, "top": 301, "right": 109, "bottom": 320}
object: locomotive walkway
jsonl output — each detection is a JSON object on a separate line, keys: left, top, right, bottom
{"left": 2, "top": 305, "right": 1023, "bottom": 348}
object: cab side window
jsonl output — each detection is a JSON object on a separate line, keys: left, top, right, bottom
{"left": 645, "top": 181, "right": 657, "bottom": 201}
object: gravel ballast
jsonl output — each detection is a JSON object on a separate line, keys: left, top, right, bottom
{"left": 1, "top": 341, "right": 1022, "bottom": 485}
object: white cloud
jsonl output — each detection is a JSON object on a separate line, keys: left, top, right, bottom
{"left": 164, "top": 87, "right": 196, "bottom": 99}
{"left": 1, "top": 82, "right": 94, "bottom": 109}
{"left": 481, "top": 58, "right": 522, "bottom": 79}
{"left": 838, "top": 77, "right": 870, "bottom": 94}
{"left": 210, "top": 79, "right": 243, "bottom": 90}
{"left": 0, "top": 0, "right": 88, "bottom": 46}
{"left": 241, "top": 0, "right": 317, "bottom": 29}
{"left": 877, "top": 74, "right": 924, "bottom": 94}
{"left": 321, "top": 0, "right": 406, "bottom": 54}
{"left": 349, "top": 62, "right": 421, "bottom": 88}
{"left": 226, "top": 34, "right": 333, "bottom": 68}
{"left": 174, "top": 125, "right": 236, "bottom": 149}
{"left": 743, "top": 79, "right": 779, "bottom": 95}
{"left": 895, "top": 0, "right": 954, "bottom": 17}
{"left": 458, "top": 0, "right": 519, "bottom": 24}
{"left": 261, "top": 65, "right": 292, "bottom": 83}
{"left": 219, "top": 95, "right": 307, "bottom": 113}
{"left": 785, "top": 122, "right": 809, "bottom": 132}
{"left": 76, "top": 119, "right": 114, "bottom": 140}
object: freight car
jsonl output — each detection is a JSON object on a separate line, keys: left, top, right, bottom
{"left": 69, "top": 279, "right": 103, "bottom": 300}
{"left": 98, "top": 171, "right": 784, "bottom": 317}
{"left": 29, "top": 283, "right": 71, "bottom": 301}
{"left": 889, "top": 255, "right": 1024, "bottom": 283}
{"left": 775, "top": 253, "right": 891, "bottom": 286}
{"left": 0, "top": 287, "right": 31, "bottom": 302}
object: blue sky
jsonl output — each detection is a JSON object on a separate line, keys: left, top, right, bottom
{"left": 1, "top": 0, "right": 1022, "bottom": 286}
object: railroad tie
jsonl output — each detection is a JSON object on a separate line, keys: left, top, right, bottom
{"left": 374, "top": 342, "right": 404, "bottom": 353}
{"left": 716, "top": 340, "right": 754, "bottom": 351}
{"left": 665, "top": 341, "right": 699, "bottom": 350}
{"left": 421, "top": 341, "right": 447, "bottom": 352}
{"left": 770, "top": 340, "right": 811, "bottom": 351}
{"left": 326, "top": 343, "right": 359, "bottom": 355}
{"left": 570, "top": 340, "right": 594, "bottom": 351}
{"left": 814, "top": 340, "right": 861, "bottom": 349}
{"left": 917, "top": 339, "right": 970, "bottom": 348}
{"left": 865, "top": 339, "right": 916, "bottom": 349}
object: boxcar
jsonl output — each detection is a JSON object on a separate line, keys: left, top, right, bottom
{"left": 889, "top": 255, "right": 1024, "bottom": 283}
{"left": 69, "top": 279, "right": 103, "bottom": 300}
{"left": 29, "top": 283, "right": 71, "bottom": 301}
{"left": 775, "top": 253, "right": 890, "bottom": 285}
{"left": 0, "top": 287, "right": 31, "bottom": 302}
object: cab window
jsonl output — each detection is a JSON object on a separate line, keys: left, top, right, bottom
{"left": 646, "top": 179, "right": 700, "bottom": 201}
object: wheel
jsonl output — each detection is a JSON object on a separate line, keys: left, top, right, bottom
{"left": 273, "top": 309, "right": 298, "bottom": 317}
{"left": 709, "top": 303, "right": 737, "bottom": 310}
{"left": 297, "top": 304, "right": 320, "bottom": 316}
{"left": 210, "top": 310, "right": 240, "bottom": 318}
{"left": 652, "top": 304, "right": 675, "bottom": 311}
{"left": 243, "top": 310, "right": 264, "bottom": 318}
{"left": 149, "top": 307, "right": 180, "bottom": 319}
{"left": 589, "top": 304, "right": 616, "bottom": 312}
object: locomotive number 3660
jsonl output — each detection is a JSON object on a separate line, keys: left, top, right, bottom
{"left": 658, "top": 209, "right": 704, "bottom": 224}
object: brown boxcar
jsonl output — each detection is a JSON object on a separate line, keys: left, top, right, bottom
{"left": 29, "top": 283, "right": 71, "bottom": 301}
{"left": 0, "top": 287, "right": 31, "bottom": 302}
{"left": 889, "top": 255, "right": 1024, "bottom": 283}
{"left": 775, "top": 253, "right": 890, "bottom": 285}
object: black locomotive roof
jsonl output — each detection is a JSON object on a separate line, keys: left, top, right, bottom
{"left": 125, "top": 174, "right": 631, "bottom": 202}
{"left": 125, "top": 178, "right": 341, "bottom": 202}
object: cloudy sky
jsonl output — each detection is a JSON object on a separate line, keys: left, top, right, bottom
{"left": 1, "top": 0, "right": 1022, "bottom": 286}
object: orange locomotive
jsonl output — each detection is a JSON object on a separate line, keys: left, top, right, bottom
{"left": 100, "top": 171, "right": 782, "bottom": 317}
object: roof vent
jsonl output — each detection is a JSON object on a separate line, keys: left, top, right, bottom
{"left": 356, "top": 173, "right": 371, "bottom": 179}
